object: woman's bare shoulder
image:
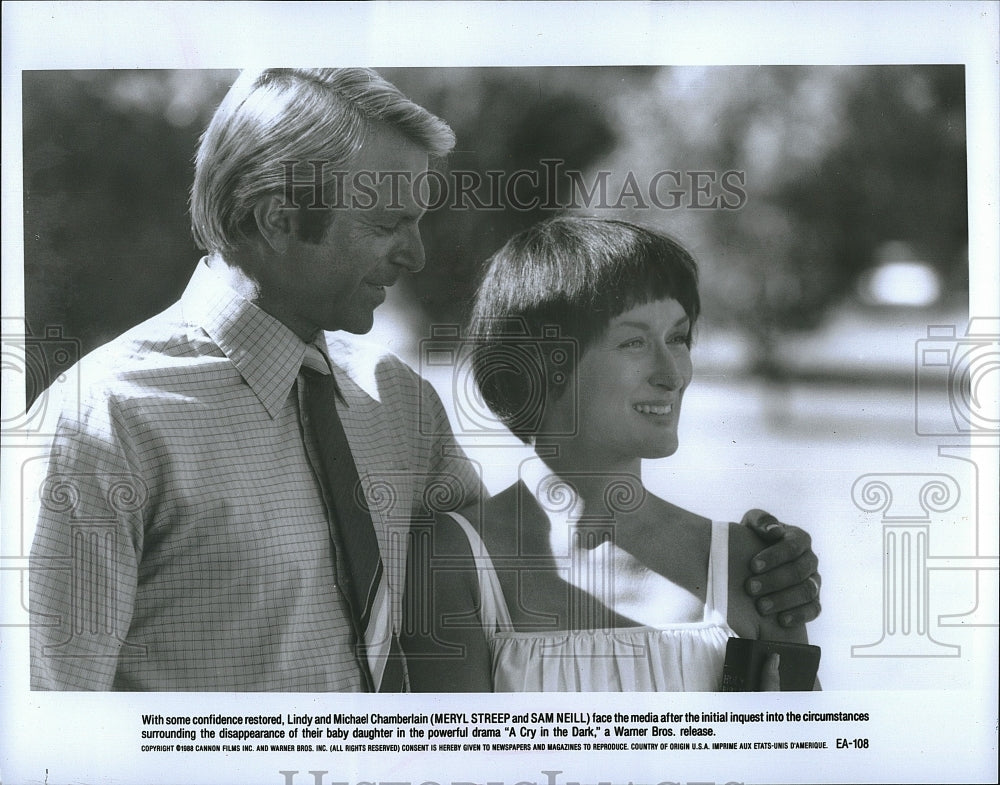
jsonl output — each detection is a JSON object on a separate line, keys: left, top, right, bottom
{"left": 637, "top": 494, "right": 712, "bottom": 537}
{"left": 424, "top": 483, "right": 520, "bottom": 559}
{"left": 478, "top": 482, "right": 539, "bottom": 556}
{"left": 424, "top": 508, "right": 475, "bottom": 557}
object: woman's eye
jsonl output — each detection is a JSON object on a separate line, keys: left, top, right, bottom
{"left": 619, "top": 338, "right": 646, "bottom": 350}
{"left": 667, "top": 333, "right": 689, "bottom": 345}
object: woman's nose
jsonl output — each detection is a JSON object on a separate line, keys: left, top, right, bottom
{"left": 648, "top": 344, "right": 688, "bottom": 390}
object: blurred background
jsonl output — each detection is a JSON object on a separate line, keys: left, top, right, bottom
{"left": 22, "top": 66, "right": 968, "bottom": 372}
{"left": 20, "top": 67, "right": 982, "bottom": 689}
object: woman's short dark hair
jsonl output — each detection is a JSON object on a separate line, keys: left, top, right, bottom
{"left": 468, "top": 216, "right": 700, "bottom": 443}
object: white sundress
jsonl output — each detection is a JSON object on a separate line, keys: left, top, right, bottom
{"left": 445, "top": 512, "right": 738, "bottom": 692}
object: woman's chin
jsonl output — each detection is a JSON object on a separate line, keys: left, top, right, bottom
{"left": 640, "top": 439, "right": 680, "bottom": 460}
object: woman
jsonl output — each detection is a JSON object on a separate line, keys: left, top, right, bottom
{"left": 403, "top": 216, "right": 815, "bottom": 692}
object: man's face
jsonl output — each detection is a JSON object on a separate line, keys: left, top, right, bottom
{"left": 275, "top": 124, "right": 429, "bottom": 337}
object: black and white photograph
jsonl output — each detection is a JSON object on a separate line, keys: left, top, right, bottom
{"left": 2, "top": 3, "right": 997, "bottom": 784}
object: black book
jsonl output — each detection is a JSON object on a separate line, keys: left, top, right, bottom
{"left": 721, "top": 638, "right": 821, "bottom": 691}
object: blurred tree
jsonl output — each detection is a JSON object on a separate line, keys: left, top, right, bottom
{"left": 601, "top": 65, "right": 967, "bottom": 370}
{"left": 22, "top": 70, "right": 235, "bottom": 362}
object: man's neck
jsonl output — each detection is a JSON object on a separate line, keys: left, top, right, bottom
{"left": 206, "top": 251, "right": 263, "bottom": 301}
{"left": 206, "top": 252, "right": 319, "bottom": 342}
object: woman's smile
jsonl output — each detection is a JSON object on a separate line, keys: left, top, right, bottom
{"left": 632, "top": 401, "right": 674, "bottom": 416}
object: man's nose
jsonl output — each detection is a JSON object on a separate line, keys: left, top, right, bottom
{"left": 395, "top": 223, "right": 425, "bottom": 273}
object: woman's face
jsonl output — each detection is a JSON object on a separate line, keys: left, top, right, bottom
{"left": 542, "top": 296, "right": 693, "bottom": 469}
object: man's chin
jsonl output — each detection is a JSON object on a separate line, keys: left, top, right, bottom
{"left": 329, "top": 312, "right": 375, "bottom": 335}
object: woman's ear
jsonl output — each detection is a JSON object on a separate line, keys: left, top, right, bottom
{"left": 252, "top": 194, "right": 295, "bottom": 254}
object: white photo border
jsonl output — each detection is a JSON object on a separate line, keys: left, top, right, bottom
{"left": 2, "top": 3, "right": 997, "bottom": 784}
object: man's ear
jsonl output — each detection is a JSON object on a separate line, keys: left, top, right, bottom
{"left": 252, "top": 194, "right": 295, "bottom": 253}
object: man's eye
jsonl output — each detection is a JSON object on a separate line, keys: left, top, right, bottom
{"left": 369, "top": 218, "right": 398, "bottom": 233}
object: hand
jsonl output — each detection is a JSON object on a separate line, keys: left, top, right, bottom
{"left": 760, "top": 653, "right": 781, "bottom": 691}
{"left": 741, "top": 509, "right": 821, "bottom": 627}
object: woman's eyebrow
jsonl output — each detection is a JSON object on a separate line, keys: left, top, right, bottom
{"left": 612, "top": 316, "right": 690, "bottom": 331}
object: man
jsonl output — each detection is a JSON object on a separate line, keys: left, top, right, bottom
{"left": 28, "top": 68, "right": 819, "bottom": 691}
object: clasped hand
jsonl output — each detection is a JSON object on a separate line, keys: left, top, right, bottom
{"left": 741, "top": 508, "right": 822, "bottom": 628}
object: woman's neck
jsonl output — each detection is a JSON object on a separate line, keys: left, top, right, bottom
{"left": 529, "top": 442, "right": 645, "bottom": 522}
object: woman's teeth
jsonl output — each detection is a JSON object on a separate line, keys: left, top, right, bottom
{"left": 633, "top": 404, "right": 671, "bottom": 415}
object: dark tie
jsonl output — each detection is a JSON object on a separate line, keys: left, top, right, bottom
{"left": 299, "top": 343, "right": 405, "bottom": 692}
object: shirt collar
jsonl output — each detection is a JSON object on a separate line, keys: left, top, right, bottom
{"left": 301, "top": 342, "right": 333, "bottom": 375}
{"left": 181, "top": 259, "right": 308, "bottom": 418}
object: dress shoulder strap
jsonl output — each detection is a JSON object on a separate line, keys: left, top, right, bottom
{"left": 704, "top": 520, "right": 731, "bottom": 623}
{"left": 443, "top": 511, "right": 514, "bottom": 634}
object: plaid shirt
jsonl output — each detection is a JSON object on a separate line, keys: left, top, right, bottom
{"left": 28, "top": 260, "right": 482, "bottom": 691}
